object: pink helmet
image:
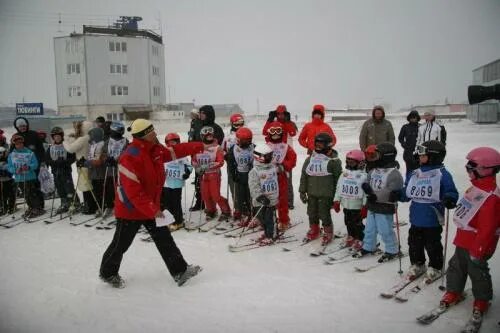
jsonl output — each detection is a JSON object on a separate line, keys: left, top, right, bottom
{"left": 346, "top": 149, "right": 365, "bottom": 162}
{"left": 466, "top": 147, "right": 500, "bottom": 178}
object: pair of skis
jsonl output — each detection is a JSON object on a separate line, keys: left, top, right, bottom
{"left": 227, "top": 222, "right": 303, "bottom": 252}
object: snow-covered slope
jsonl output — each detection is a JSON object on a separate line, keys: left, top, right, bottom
{"left": 1, "top": 119, "right": 499, "bottom": 333}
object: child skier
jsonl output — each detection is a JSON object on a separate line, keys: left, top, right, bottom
{"left": 0, "top": 146, "right": 15, "bottom": 215}
{"left": 266, "top": 121, "right": 297, "bottom": 231}
{"left": 356, "top": 143, "right": 404, "bottom": 262}
{"left": 248, "top": 144, "right": 279, "bottom": 245}
{"left": 439, "top": 147, "right": 500, "bottom": 328}
{"left": 192, "top": 126, "right": 231, "bottom": 221}
{"left": 299, "top": 133, "right": 342, "bottom": 245}
{"left": 222, "top": 113, "right": 245, "bottom": 210}
{"left": 45, "top": 127, "right": 78, "bottom": 215}
{"left": 7, "top": 134, "right": 43, "bottom": 218}
{"left": 226, "top": 127, "right": 254, "bottom": 226}
{"left": 333, "top": 149, "right": 367, "bottom": 251}
{"left": 77, "top": 127, "right": 106, "bottom": 216}
{"left": 162, "top": 133, "right": 192, "bottom": 231}
{"left": 400, "top": 140, "right": 458, "bottom": 281}
{"left": 102, "top": 122, "right": 128, "bottom": 218}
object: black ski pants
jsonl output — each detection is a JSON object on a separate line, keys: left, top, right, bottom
{"left": 255, "top": 205, "right": 276, "bottom": 238}
{"left": 344, "top": 208, "right": 365, "bottom": 241}
{"left": 408, "top": 225, "right": 443, "bottom": 270}
{"left": 100, "top": 219, "right": 188, "bottom": 279}
{"left": 161, "top": 187, "right": 183, "bottom": 224}
{"left": 54, "top": 171, "right": 76, "bottom": 207}
{"left": 0, "top": 179, "right": 15, "bottom": 212}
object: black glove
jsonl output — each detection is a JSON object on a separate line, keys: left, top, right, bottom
{"left": 76, "top": 157, "right": 86, "bottom": 168}
{"left": 388, "top": 190, "right": 400, "bottom": 203}
{"left": 267, "top": 111, "right": 277, "bottom": 122}
{"left": 361, "top": 183, "right": 374, "bottom": 195}
{"left": 182, "top": 166, "right": 192, "bottom": 180}
{"left": 367, "top": 193, "right": 378, "bottom": 203}
{"left": 256, "top": 195, "right": 270, "bottom": 207}
{"left": 442, "top": 196, "right": 457, "bottom": 209}
{"left": 299, "top": 192, "right": 308, "bottom": 204}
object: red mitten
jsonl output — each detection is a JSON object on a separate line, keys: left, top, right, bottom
{"left": 332, "top": 201, "right": 341, "bottom": 213}
{"left": 360, "top": 206, "right": 368, "bottom": 219}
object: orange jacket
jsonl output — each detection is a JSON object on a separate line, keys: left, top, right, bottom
{"left": 298, "top": 118, "right": 336, "bottom": 152}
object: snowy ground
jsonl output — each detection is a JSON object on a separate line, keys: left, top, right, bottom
{"left": 0, "top": 119, "right": 499, "bottom": 333}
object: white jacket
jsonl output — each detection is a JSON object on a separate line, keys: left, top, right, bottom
{"left": 64, "top": 121, "right": 93, "bottom": 160}
{"left": 416, "top": 121, "right": 442, "bottom": 147}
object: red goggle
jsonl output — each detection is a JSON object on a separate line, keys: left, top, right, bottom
{"left": 268, "top": 127, "right": 283, "bottom": 136}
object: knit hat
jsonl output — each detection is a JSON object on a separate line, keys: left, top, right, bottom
{"left": 14, "top": 117, "right": 28, "bottom": 128}
{"left": 424, "top": 109, "right": 435, "bottom": 116}
{"left": 95, "top": 116, "right": 106, "bottom": 124}
{"left": 127, "top": 119, "right": 154, "bottom": 138}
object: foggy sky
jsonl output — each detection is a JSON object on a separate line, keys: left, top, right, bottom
{"left": 0, "top": 0, "right": 499, "bottom": 115}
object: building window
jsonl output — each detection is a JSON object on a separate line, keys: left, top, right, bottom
{"left": 152, "top": 66, "right": 160, "bottom": 76}
{"left": 153, "top": 86, "right": 161, "bottom": 96}
{"left": 109, "top": 41, "right": 115, "bottom": 51}
{"left": 121, "top": 42, "right": 127, "bottom": 52}
{"left": 119, "top": 113, "right": 124, "bottom": 121}
{"left": 106, "top": 113, "right": 113, "bottom": 120}
{"left": 122, "top": 65, "right": 128, "bottom": 74}
{"left": 152, "top": 45, "right": 159, "bottom": 56}
{"left": 109, "top": 41, "right": 127, "bottom": 52}
{"left": 110, "top": 64, "right": 128, "bottom": 74}
{"left": 110, "top": 64, "right": 115, "bottom": 74}
{"left": 111, "top": 85, "right": 128, "bottom": 96}
{"left": 116, "top": 65, "right": 121, "bottom": 74}
{"left": 68, "top": 86, "right": 81, "bottom": 97}
{"left": 67, "top": 63, "right": 80, "bottom": 74}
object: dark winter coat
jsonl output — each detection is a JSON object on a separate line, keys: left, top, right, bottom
{"left": 188, "top": 118, "right": 203, "bottom": 142}
{"left": 11, "top": 117, "right": 46, "bottom": 165}
{"left": 194, "top": 105, "right": 225, "bottom": 144}
{"left": 398, "top": 111, "right": 420, "bottom": 168}
{"left": 359, "top": 109, "right": 395, "bottom": 151}
{"left": 299, "top": 150, "right": 342, "bottom": 198}
{"left": 45, "top": 144, "right": 76, "bottom": 175}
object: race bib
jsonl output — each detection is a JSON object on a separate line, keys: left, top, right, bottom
{"left": 305, "top": 153, "right": 331, "bottom": 176}
{"left": 406, "top": 168, "right": 442, "bottom": 203}
{"left": 49, "top": 145, "right": 68, "bottom": 161}
{"left": 269, "top": 142, "right": 288, "bottom": 164}
{"left": 108, "top": 138, "right": 127, "bottom": 159}
{"left": 224, "top": 133, "right": 237, "bottom": 152}
{"left": 11, "top": 151, "right": 31, "bottom": 170}
{"left": 195, "top": 146, "right": 217, "bottom": 166}
{"left": 234, "top": 146, "right": 253, "bottom": 173}
{"left": 453, "top": 186, "right": 500, "bottom": 235}
{"left": 88, "top": 142, "right": 104, "bottom": 161}
{"left": 369, "top": 168, "right": 391, "bottom": 192}
{"left": 339, "top": 170, "right": 366, "bottom": 200}
{"left": 164, "top": 160, "right": 183, "bottom": 180}
{"left": 258, "top": 167, "right": 279, "bottom": 202}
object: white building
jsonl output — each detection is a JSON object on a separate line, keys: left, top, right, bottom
{"left": 468, "top": 58, "right": 500, "bottom": 123}
{"left": 54, "top": 22, "right": 165, "bottom": 121}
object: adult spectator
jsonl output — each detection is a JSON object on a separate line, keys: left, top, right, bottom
{"left": 359, "top": 105, "right": 395, "bottom": 151}
{"left": 416, "top": 110, "right": 446, "bottom": 147}
{"left": 188, "top": 109, "right": 203, "bottom": 142}
{"left": 262, "top": 105, "right": 297, "bottom": 143}
{"left": 398, "top": 110, "right": 421, "bottom": 175}
{"left": 99, "top": 119, "right": 204, "bottom": 288}
{"left": 95, "top": 116, "right": 106, "bottom": 129}
{"left": 298, "top": 104, "right": 336, "bottom": 154}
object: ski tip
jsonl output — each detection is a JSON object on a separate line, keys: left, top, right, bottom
{"left": 282, "top": 247, "right": 291, "bottom": 252}
{"left": 380, "top": 293, "right": 394, "bottom": 299}
{"left": 395, "top": 297, "right": 408, "bottom": 303}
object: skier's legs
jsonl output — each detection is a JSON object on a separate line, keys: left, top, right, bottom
{"left": 307, "top": 195, "right": 319, "bottom": 226}
{"left": 104, "top": 176, "right": 115, "bottom": 209}
{"left": 200, "top": 177, "right": 216, "bottom": 213}
{"left": 376, "top": 213, "right": 398, "bottom": 254}
{"left": 208, "top": 174, "right": 230, "bottom": 214}
{"left": 287, "top": 172, "right": 294, "bottom": 208}
{"left": 99, "top": 219, "right": 142, "bottom": 278}
{"left": 258, "top": 206, "right": 275, "bottom": 238}
{"left": 362, "top": 211, "right": 378, "bottom": 251}
{"left": 345, "top": 209, "right": 364, "bottom": 241}
{"left": 317, "top": 196, "right": 333, "bottom": 227}
{"left": 465, "top": 249, "right": 493, "bottom": 301}
{"left": 277, "top": 173, "right": 289, "bottom": 225}
{"left": 423, "top": 226, "right": 443, "bottom": 270}
{"left": 446, "top": 247, "right": 469, "bottom": 294}
{"left": 143, "top": 221, "right": 188, "bottom": 278}
{"left": 168, "top": 187, "right": 183, "bottom": 223}
{"left": 408, "top": 225, "right": 426, "bottom": 266}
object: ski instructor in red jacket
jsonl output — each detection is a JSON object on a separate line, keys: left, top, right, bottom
{"left": 99, "top": 119, "right": 204, "bottom": 288}
{"left": 298, "top": 104, "right": 336, "bottom": 154}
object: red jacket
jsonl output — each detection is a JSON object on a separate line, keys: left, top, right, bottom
{"left": 298, "top": 118, "right": 336, "bottom": 152}
{"left": 453, "top": 176, "right": 500, "bottom": 259}
{"left": 115, "top": 139, "right": 203, "bottom": 220}
{"left": 262, "top": 120, "right": 297, "bottom": 143}
{"left": 191, "top": 143, "right": 225, "bottom": 180}
{"left": 281, "top": 145, "right": 297, "bottom": 173}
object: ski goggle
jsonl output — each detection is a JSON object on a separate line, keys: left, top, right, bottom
{"left": 465, "top": 161, "right": 478, "bottom": 173}
{"left": 415, "top": 145, "right": 428, "bottom": 156}
{"left": 232, "top": 119, "right": 244, "bottom": 127}
{"left": 200, "top": 127, "right": 214, "bottom": 136}
{"left": 268, "top": 127, "right": 283, "bottom": 136}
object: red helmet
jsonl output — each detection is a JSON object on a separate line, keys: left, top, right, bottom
{"left": 466, "top": 147, "right": 500, "bottom": 179}
{"left": 230, "top": 113, "right": 244, "bottom": 126}
{"left": 364, "top": 144, "right": 378, "bottom": 161}
{"left": 346, "top": 149, "right": 365, "bottom": 162}
{"left": 276, "top": 105, "right": 287, "bottom": 113}
{"left": 236, "top": 127, "right": 252, "bottom": 141}
{"left": 164, "top": 133, "right": 180, "bottom": 145}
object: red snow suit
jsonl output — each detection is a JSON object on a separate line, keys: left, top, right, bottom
{"left": 453, "top": 176, "right": 500, "bottom": 259}
{"left": 192, "top": 143, "right": 230, "bottom": 215}
{"left": 298, "top": 106, "right": 336, "bottom": 152}
{"left": 115, "top": 139, "right": 203, "bottom": 220}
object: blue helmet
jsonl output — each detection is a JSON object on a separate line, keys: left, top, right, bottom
{"left": 110, "top": 122, "right": 125, "bottom": 135}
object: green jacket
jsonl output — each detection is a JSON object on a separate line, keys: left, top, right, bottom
{"left": 359, "top": 118, "right": 395, "bottom": 151}
{"left": 299, "top": 151, "right": 342, "bottom": 198}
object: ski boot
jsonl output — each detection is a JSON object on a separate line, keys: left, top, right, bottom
{"left": 278, "top": 222, "right": 291, "bottom": 232}
{"left": 22, "top": 208, "right": 33, "bottom": 218}
{"left": 424, "top": 267, "right": 442, "bottom": 283}
{"left": 218, "top": 211, "right": 231, "bottom": 222}
{"left": 342, "top": 235, "right": 355, "bottom": 248}
{"left": 102, "top": 208, "right": 113, "bottom": 219}
{"left": 304, "top": 224, "right": 320, "bottom": 242}
{"left": 440, "top": 291, "right": 463, "bottom": 308}
{"left": 189, "top": 201, "right": 203, "bottom": 212}
{"left": 378, "top": 252, "right": 401, "bottom": 263}
{"left": 100, "top": 274, "right": 125, "bottom": 288}
{"left": 247, "top": 218, "right": 261, "bottom": 229}
{"left": 259, "top": 237, "right": 274, "bottom": 246}
{"left": 55, "top": 205, "right": 69, "bottom": 215}
{"left": 205, "top": 210, "right": 217, "bottom": 221}
{"left": 351, "top": 239, "right": 363, "bottom": 251}
{"left": 321, "top": 225, "right": 334, "bottom": 246}
{"left": 175, "top": 265, "right": 202, "bottom": 287}
{"left": 168, "top": 222, "right": 185, "bottom": 232}
{"left": 352, "top": 248, "right": 373, "bottom": 258}
{"left": 408, "top": 263, "right": 427, "bottom": 280}
{"left": 232, "top": 210, "right": 242, "bottom": 222}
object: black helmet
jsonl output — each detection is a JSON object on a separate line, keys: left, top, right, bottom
{"left": 110, "top": 122, "right": 125, "bottom": 138}
{"left": 314, "top": 132, "right": 333, "bottom": 154}
{"left": 417, "top": 140, "right": 446, "bottom": 165}
{"left": 50, "top": 126, "right": 64, "bottom": 137}
{"left": 369, "top": 142, "right": 397, "bottom": 168}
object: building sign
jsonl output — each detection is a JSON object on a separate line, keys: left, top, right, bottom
{"left": 16, "top": 103, "right": 44, "bottom": 116}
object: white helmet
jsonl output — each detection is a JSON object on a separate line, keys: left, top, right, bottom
{"left": 253, "top": 143, "right": 273, "bottom": 163}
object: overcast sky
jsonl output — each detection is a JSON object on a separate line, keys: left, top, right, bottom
{"left": 0, "top": 0, "right": 499, "bottom": 114}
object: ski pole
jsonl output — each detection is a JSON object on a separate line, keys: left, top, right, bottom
{"left": 439, "top": 209, "right": 450, "bottom": 291}
{"left": 69, "top": 168, "right": 82, "bottom": 221}
{"left": 234, "top": 205, "right": 264, "bottom": 247}
{"left": 394, "top": 205, "right": 403, "bottom": 275}
{"left": 197, "top": 172, "right": 205, "bottom": 230}
{"left": 49, "top": 169, "right": 57, "bottom": 218}
{"left": 100, "top": 166, "right": 109, "bottom": 220}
